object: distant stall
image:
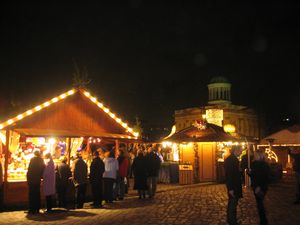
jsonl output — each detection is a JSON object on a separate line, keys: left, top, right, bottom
{"left": 162, "top": 120, "right": 242, "bottom": 183}
{"left": 258, "top": 125, "right": 300, "bottom": 173}
{"left": 0, "top": 88, "right": 139, "bottom": 208}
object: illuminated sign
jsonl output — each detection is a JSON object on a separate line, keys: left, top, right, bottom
{"left": 206, "top": 109, "right": 223, "bottom": 127}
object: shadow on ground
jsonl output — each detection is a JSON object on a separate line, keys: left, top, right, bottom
{"left": 25, "top": 209, "right": 97, "bottom": 221}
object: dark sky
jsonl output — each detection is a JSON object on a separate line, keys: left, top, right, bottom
{"left": 1, "top": 1, "right": 300, "bottom": 135}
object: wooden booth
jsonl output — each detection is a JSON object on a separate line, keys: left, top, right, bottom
{"left": 0, "top": 88, "right": 139, "bottom": 208}
{"left": 258, "top": 124, "right": 300, "bottom": 174}
{"left": 163, "top": 120, "right": 240, "bottom": 184}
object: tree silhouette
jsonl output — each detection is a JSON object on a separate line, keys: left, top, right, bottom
{"left": 72, "top": 60, "right": 91, "bottom": 89}
{"left": 133, "top": 116, "right": 143, "bottom": 137}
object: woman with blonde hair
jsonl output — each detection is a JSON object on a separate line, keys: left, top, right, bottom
{"left": 248, "top": 150, "right": 270, "bottom": 225}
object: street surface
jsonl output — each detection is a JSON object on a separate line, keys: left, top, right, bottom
{"left": 0, "top": 174, "right": 299, "bottom": 225}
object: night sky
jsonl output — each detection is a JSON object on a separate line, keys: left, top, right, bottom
{"left": 1, "top": 1, "right": 300, "bottom": 137}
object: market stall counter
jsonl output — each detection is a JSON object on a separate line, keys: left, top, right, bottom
{"left": 158, "top": 162, "right": 179, "bottom": 184}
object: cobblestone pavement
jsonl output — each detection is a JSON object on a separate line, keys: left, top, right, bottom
{"left": 0, "top": 174, "right": 300, "bottom": 225}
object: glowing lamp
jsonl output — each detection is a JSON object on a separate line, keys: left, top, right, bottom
{"left": 224, "top": 124, "right": 236, "bottom": 133}
{"left": 17, "top": 114, "right": 24, "bottom": 120}
{"left": 44, "top": 102, "right": 50, "bottom": 107}
{"left": 35, "top": 105, "right": 42, "bottom": 111}
{"left": 68, "top": 90, "right": 75, "bottom": 95}
{"left": 51, "top": 97, "right": 58, "bottom": 103}
{"left": 7, "top": 119, "right": 13, "bottom": 125}
{"left": 59, "top": 94, "right": 67, "bottom": 99}
{"left": 26, "top": 110, "right": 33, "bottom": 115}
{"left": 84, "top": 91, "right": 91, "bottom": 97}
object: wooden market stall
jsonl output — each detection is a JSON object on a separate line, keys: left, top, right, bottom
{"left": 0, "top": 88, "right": 139, "bottom": 208}
{"left": 163, "top": 121, "right": 240, "bottom": 184}
{"left": 259, "top": 124, "right": 300, "bottom": 172}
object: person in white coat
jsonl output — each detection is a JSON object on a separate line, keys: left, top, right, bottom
{"left": 43, "top": 153, "right": 56, "bottom": 212}
{"left": 103, "top": 150, "right": 119, "bottom": 203}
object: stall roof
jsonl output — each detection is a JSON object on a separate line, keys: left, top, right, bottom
{"left": 163, "top": 123, "right": 238, "bottom": 143}
{"left": 260, "top": 125, "right": 300, "bottom": 145}
{"left": 0, "top": 88, "right": 139, "bottom": 140}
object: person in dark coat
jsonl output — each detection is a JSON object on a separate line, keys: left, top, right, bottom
{"left": 72, "top": 152, "right": 88, "bottom": 209}
{"left": 26, "top": 150, "right": 45, "bottom": 214}
{"left": 89, "top": 151, "right": 105, "bottom": 208}
{"left": 224, "top": 145, "right": 242, "bottom": 225}
{"left": 145, "top": 145, "right": 161, "bottom": 198}
{"left": 248, "top": 151, "right": 270, "bottom": 225}
{"left": 115, "top": 149, "right": 129, "bottom": 200}
{"left": 132, "top": 150, "right": 148, "bottom": 199}
{"left": 56, "top": 156, "right": 72, "bottom": 208}
{"left": 288, "top": 148, "right": 300, "bottom": 204}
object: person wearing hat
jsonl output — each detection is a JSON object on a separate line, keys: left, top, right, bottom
{"left": 89, "top": 151, "right": 105, "bottom": 208}
{"left": 72, "top": 152, "right": 88, "bottom": 209}
{"left": 26, "top": 150, "right": 45, "bottom": 214}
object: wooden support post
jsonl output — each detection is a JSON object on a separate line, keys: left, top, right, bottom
{"left": 66, "top": 137, "right": 71, "bottom": 165}
{"left": 115, "top": 139, "right": 119, "bottom": 158}
{"left": 3, "top": 129, "right": 10, "bottom": 205}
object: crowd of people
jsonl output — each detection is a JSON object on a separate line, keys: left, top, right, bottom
{"left": 25, "top": 143, "right": 162, "bottom": 214}
{"left": 9, "top": 141, "right": 300, "bottom": 224}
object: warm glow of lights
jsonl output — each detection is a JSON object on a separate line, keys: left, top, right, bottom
{"left": 265, "top": 148, "right": 278, "bottom": 162}
{"left": 224, "top": 124, "right": 236, "bottom": 133}
{"left": 48, "top": 138, "right": 56, "bottom": 145}
{"left": 162, "top": 141, "right": 172, "bottom": 148}
{"left": 17, "top": 114, "right": 24, "bottom": 120}
{"left": 0, "top": 88, "right": 138, "bottom": 138}
{"left": 35, "top": 105, "right": 42, "bottom": 111}
{"left": 103, "top": 108, "right": 110, "bottom": 113}
{"left": 0, "top": 132, "right": 5, "bottom": 143}
{"left": 68, "top": 90, "right": 75, "bottom": 95}
{"left": 51, "top": 97, "right": 59, "bottom": 103}
{"left": 7, "top": 119, "right": 13, "bottom": 125}
{"left": 172, "top": 143, "right": 179, "bottom": 161}
{"left": 44, "top": 101, "right": 50, "bottom": 107}
{"left": 59, "top": 93, "right": 67, "bottom": 99}
{"left": 206, "top": 109, "right": 223, "bottom": 127}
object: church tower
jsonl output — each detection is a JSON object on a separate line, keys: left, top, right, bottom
{"left": 207, "top": 76, "right": 231, "bottom": 105}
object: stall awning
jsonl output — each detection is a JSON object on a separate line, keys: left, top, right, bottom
{"left": 0, "top": 88, "right": 139, "bottom": 140}
{"left": 163, "top": 123, "right": 238, "bottom": 143}
{"left": 260, "top": 125, "right": 300, "bottom": 145}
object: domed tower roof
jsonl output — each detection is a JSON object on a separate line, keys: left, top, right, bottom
{"left": 207, "top": 76, "right": 231, "bottom": 105}
{"left": 210, "top": 76, "right": 229, "bottom": 84}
